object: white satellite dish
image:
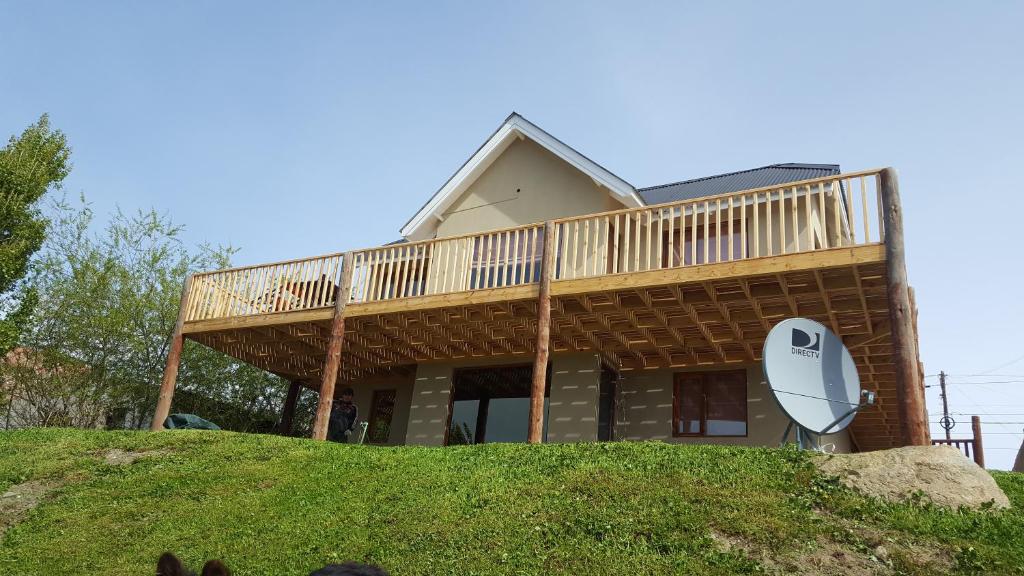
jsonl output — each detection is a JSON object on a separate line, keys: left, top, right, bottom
{"left": 763, "top": 318, "right": 873, "bottom": 449}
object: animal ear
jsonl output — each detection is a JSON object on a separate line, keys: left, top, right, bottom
{"left": 201, "top": 559, "right": 231, "bottom": 576}
{"left": 157, "top": 552, "right": 186, "bottom": 576}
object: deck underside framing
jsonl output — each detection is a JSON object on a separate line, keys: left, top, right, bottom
{"left": 185, "top": 244, "right": 901, "bottom": 449}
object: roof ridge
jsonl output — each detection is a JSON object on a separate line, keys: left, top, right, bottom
{"left": 638, "top": 163, "right": 840, "bottom": 192}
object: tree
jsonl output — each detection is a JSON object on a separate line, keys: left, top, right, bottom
{"left": 13, "top": 197, "right": 290, "bottom": 430}
{"left": 0, "top": 115, "right": 71, "bottom": 355}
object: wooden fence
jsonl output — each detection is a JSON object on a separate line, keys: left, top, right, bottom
{"left": 931, "top": 415, "right": 985, "bottom": 468}
{"left": 932, "top": 438, "right": 983, "bottom": 467}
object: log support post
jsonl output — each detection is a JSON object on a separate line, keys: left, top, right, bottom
{"left": 971, "top": 415, "right": 985, "bottom": 468}
{"left": 528, "top": 221, "right": 555, "bottom": 444}
{"left": 151, "top": 276, "right": 193, "bottom": 431}
{"left": 879, "top": 168, "right": 930, "bottom": 446}
{"left": 279, "top": 381, "right": 302, "bottom": 436}
{"left": 312, "top": 252, "right": 355, "bottom": 441}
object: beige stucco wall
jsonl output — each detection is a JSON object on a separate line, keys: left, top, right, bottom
{"left": 436, "top": 138, "right": 624, "bottom": 238}
{"left": 403, "top": 352, "right": 607, "bottom": 445}
{"left": 614, "top": 364, "right": 851, "bottom": 452}
{"left": 547, "top": 352, "right": 602, "bottom": 442}
{"left": 404, "top": 363, "right": 454, "bottom": 446}
{"left": 402, "top": 358, "right": 852, "bottom": 450}
{"left": 349, "top": 373, "right": 414, "bottom": 446}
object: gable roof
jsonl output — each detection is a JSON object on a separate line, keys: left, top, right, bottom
{"left": 400, "top": 113, "right": 643, "bottom": 241}
{"left": 637, "top": 163, "right": 841, "bottom": 205}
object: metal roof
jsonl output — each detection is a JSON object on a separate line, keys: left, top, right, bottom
{"left": 637, "top": 163, "right": 841, "bottom": 205}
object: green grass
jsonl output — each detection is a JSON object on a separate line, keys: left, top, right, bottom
{"left": 0, "top": 429, "right": 1022, "bottom": 575}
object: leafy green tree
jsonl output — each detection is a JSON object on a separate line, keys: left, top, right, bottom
{"left": 0, "top": 115, "right": 71, "bottom": 354}
{"left": 15, "top": 197, "right": 289, "bottom": 430}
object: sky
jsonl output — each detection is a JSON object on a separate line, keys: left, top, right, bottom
{"left": 3, "top": 1, "right": 1023, "bottom": 468}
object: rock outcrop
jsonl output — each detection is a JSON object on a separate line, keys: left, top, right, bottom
{"left": 816, "top": 445, "right": 1010, "bottom": 510}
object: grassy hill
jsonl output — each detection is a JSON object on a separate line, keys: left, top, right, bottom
{"left": 1, "top": 429, "right": 1022, "bottom": 575}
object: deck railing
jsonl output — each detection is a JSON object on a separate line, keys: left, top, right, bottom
{"left": 183, "top": 169, "right": 886, "bottom": 323}
{"left": 550, "top": 168, "right": 885, "bottom": 280}
{"left": 348, "top": 223, "right": 546, "bottom": 303}
{"left": 185, "top": 253, "right": 345, "bottom": 322}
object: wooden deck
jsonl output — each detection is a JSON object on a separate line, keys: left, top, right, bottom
{"left": 160, "top": 168, "right": 925, "bottom": 450}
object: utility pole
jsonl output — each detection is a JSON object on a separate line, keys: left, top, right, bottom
{"left": 939, "top": 371, "right": 952, "bottom": 440}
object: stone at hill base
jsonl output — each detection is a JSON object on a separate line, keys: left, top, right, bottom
{"left": 815, "top": 445, "right": 1010, "bottom": 510}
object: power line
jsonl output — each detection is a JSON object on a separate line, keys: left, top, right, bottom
{"left": 950, "top": 412, "right": 1024, "bottom": 416}
{"left": 924, "top": 373, "right": 1024, "bottom": 379}
{"left": 925, "top": 380, "right": 1024, "bottom": 388}
{"left": 978, "top": 352, "right": 1024, "bottom": 375}
{"left": 929, "top": 422, "right": 1024, "bottom": 427}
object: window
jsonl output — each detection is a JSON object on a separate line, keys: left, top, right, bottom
{"left": 367, "top": 389, "right": 397, "bottom": 444}
{"left": 672, "top": 370, "right": 747, "bottom": 437}
{"left": 446, "top": 364, "right": 549, "bottom": 445}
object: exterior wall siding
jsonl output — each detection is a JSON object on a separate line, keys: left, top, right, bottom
{"left": 547, "top": 352, "right": 602, "bottom": 442}
{"left": 401, "top": 356, "right": 851, "bottom": 451}
{"left": 404, "top": 363, "right": 454, "bottom": 446}
{"left": 614, "top": 364, "right": 852, "bottom": 452}
{"left": 350, "top": 374, "right": 414, "bottom": 446}
{"left": 436, "top": 138, "right": 624, "bottom": 238}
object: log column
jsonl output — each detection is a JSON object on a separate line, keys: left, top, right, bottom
{"left": 151, "top": 276, "right": 193, "bottom": 431}
{"left": 972, "top": 416, "right": 985, "bottom": 468}
{"left": 312, "top": 252, "right": 355, "bottom": 441}
{"left": 279, "top": 381, "right": 302, "bottom": 435}
{"left": 879, "top": 168, "right": 930, "bottom": 446}
{"left": 527, "top": 222, "right": 555, "bottom": 444}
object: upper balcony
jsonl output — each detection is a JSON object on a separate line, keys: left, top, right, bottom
{"left": 184, "top": 168, "right": 887, "bottom": 323}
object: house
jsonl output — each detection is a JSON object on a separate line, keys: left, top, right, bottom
{"left": 151, "top": 113, "right": 929, "bottom": 452}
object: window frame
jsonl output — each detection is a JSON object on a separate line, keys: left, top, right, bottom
{"left": 671, "top": 370, "right": 748, "bottom": 438}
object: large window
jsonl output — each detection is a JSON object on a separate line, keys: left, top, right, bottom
{"left": 446, "top": 365, "right": 549, "bottom": 445}
{"left": 672, "top": 370, "right": 747, "bottom": 437}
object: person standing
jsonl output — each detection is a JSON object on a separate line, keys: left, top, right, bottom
{"left": 327, "top": 387, "right": 358, "bottom": 443}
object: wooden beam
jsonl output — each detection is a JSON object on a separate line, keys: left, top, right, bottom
{"left": 182, "top": 307, "right": 334, "bottom": 334}
{"left": 279, "top": 381, "right": 302, "bottom": 435}
{"left": 151, "top": 276, "right": 193, "bottom": 431}
{"left": 528, "top": 221, "right": 555, "bottom": 444}
{"left": 346, "top": 284, "right": 537, "bottom": 317}
{"left": 843, "top": 320, "right": 891, "bottom": 349}
{"left": 551, "top": 244, "right": 885, "bottom": 297}
{"left": 880, "top": 168, "right": 929, "bottom": 446}
{"left": 312, "top": 252, "right": 355, "bottom": 441}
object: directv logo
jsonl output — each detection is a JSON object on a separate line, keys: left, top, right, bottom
{"left": 791, "top": 328, "right": 821, "bottom": 359}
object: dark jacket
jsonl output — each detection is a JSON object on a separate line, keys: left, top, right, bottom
{"left": 327, "top": 401, "right": 358, "bottom": 442}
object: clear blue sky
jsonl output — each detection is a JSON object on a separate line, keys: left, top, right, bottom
{"left": 3, "top": 1, "right": 1023, "bottom": 468}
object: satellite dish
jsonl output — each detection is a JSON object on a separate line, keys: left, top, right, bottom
{"left": 763, "top": 318, "right": 870, "bottom": 447}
